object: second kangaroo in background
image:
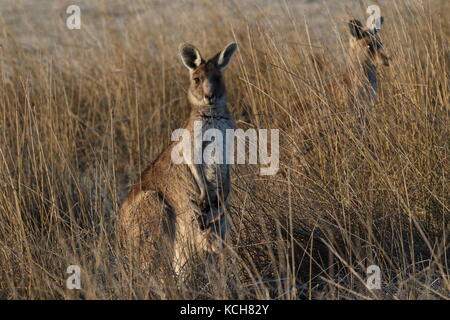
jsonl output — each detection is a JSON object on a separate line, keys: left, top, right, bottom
{"left": 118, "top": 42, "right": 238, "bottom": 276}
{"left": 346, "top": 18, "right": 390, "bottom": 103}
{"left": 291, "top": 18, "right": 390, "bottom": 135}
{"left": 343, "top": 18, "right": 390, "bottom": 135}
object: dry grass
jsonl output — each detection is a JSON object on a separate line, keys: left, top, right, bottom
{"left": 0, "top": 0, "right": 448, "bottom": 299}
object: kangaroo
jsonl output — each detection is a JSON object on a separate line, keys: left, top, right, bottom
{"left": 118, "top": 42, "right": 238, "bottom": 276}
{"left": 339, "top": 18, "right": 390, "bottom": 135}
{"left": 278, "top": 18, "right": 390, "bottom": 134}
{"left": 345, "top": 18, "right": 389, "bottom": 103}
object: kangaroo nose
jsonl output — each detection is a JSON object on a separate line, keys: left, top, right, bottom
{"left": 204, "top": 94, "right": 215, "bottom": 104}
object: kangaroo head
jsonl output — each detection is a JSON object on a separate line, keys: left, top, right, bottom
{"left": 179, "top": 42, "right": 238, "bottom": 108}
{"left": 348, "top": 18, "right": 390, "bottom": 67}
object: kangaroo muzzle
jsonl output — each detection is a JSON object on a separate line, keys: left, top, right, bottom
{"left": 204, "top": 93, "right": 216, "bottom": 105}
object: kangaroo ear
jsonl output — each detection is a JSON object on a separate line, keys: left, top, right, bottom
{"left": 213, "top": 42, "right": 238, "bottom": 70}
{"left": 179, "top": 43, "right": 203, "bottom": 70}
{"left": 349, "top": 19, "right": 366, "bottom": 39}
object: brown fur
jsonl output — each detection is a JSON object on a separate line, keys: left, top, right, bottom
{"left": 117, "top": 43, "right": 238, "bottom": 275}
{"left": 277, "top": 18, "right": 390, "bottom": 133}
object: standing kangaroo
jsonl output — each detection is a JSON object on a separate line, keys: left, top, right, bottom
{"left": 346, "top": 18, "right": 389, "bottom": 103}
{"left": 278, "top": 18, "right": 390, "bottom": 133}
{"left": 118, "top": 43, "right": 238, "bottom": 275}
{"left": 344, "top": 18, "right": 390, "bottom": 134}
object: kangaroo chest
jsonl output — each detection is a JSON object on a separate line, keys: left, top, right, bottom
{"left": 192, "top": 116, "right": 234, "bottom": 200}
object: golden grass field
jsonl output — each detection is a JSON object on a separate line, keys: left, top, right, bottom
{"left": 0, "top": 0, "right": 448, "bottom": 299}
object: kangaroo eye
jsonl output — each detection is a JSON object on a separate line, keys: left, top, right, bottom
{"left": 193, "top": 77, "right": 200, "bottom": 84}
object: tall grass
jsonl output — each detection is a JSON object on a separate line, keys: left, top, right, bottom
{"left": 0, "top": 0, "right": 448, "bottom": 299}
